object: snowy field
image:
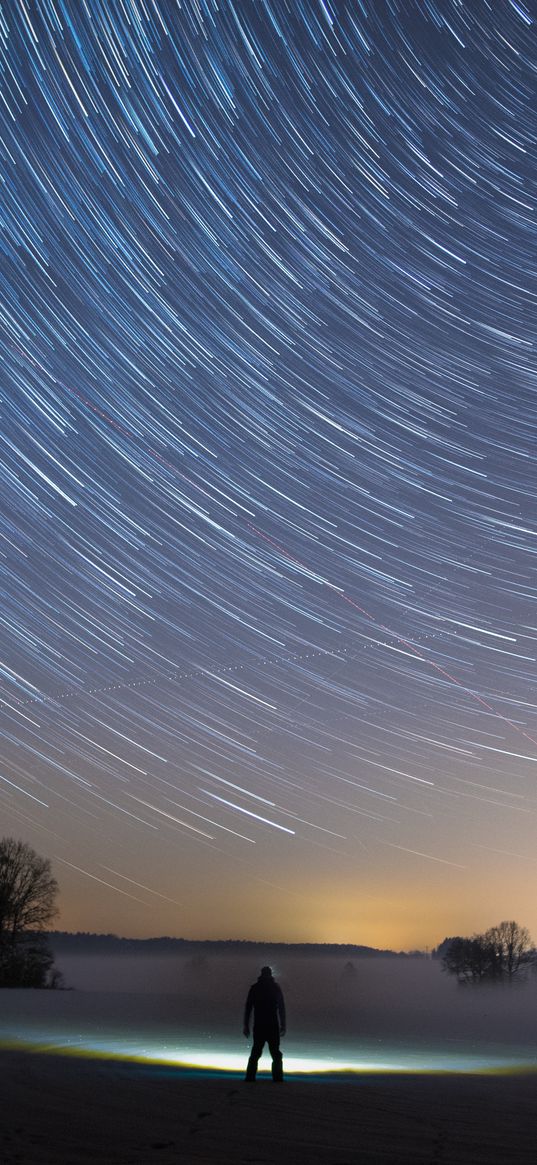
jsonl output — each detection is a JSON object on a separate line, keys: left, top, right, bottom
{"left": 2, "top": 952, "right": 537, "bottom": 1076}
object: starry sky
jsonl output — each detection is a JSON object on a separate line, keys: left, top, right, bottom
{"left": 2, "top": 0, "right": 537, "bottom": 950}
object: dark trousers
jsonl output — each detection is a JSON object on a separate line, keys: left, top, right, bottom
{"left": 246, "top": 1024, "right": 283, "bottom": 1081}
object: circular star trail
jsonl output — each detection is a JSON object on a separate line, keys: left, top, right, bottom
{"left": 1, "top": 0, "right": 536, "bottom": 946}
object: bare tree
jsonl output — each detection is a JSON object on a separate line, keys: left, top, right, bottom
{"left": 440, "top": 920, "right": 536, "bottom": 985}
{"left": 441, "top": 935, "right": 495, "bottom": 984}
{"left": 484, "top": 921, "right": 536, "bottom": 982}
{"left": 0, "top": 837, "right": 61, "bottom": 987}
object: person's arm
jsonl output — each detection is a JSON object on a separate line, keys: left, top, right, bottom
{"left": 277, "top": 986, "right": 286, "bottom": 1036}
{"left": 243, "top": 987, "right": 254, "bottom": 1036}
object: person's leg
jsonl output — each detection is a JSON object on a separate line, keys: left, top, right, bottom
{"left": 267, "top": 1027, "right": 283, "bottom": 1081}
{"left": 245, "top": 1032, "right": 265, "bottom": 1081}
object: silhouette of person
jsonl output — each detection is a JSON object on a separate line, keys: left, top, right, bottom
{"left": 243, "top": 965, "right": 286, "bottom": 1082}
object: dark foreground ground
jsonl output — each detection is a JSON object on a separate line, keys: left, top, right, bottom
{"left": 1, "top": 1049, "right": 535, "bottom": 1164}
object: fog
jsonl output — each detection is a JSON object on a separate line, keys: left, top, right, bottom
{"left": 2, "top": 951, "right": 537, "bottom": 1072}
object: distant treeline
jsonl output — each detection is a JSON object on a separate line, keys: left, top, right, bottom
{"left": 48, "top": 931, "right": 424, "bottom": 958}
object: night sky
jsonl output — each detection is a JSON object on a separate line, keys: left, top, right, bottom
{"left": 2, "top": 0, "right": 537, "bottom": 950}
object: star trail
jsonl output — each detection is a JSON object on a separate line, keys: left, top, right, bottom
{"left": 1, "top": 0, "right": 537, "bottom": 947}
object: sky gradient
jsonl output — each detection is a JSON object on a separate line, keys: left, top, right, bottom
{"left": 2, "top": 0, "right": 537, "bottom": 950}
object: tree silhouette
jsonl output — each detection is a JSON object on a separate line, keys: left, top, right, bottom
{"left": 440, "top": 920, "right": 536, "bottom": 985}
{"left": 484, "top": 921, "right": 535, "bottom": 982}
{"left": 0, "top": 837, "right": 61, "bottom": 987}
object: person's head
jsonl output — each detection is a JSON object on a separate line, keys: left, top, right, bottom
{"left": 259, "top": 965, "right": 273, "bottom": 980}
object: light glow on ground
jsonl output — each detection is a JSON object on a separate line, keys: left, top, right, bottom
{"left": 2, "top": 1036, "right": 536, "bottom": 1077}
